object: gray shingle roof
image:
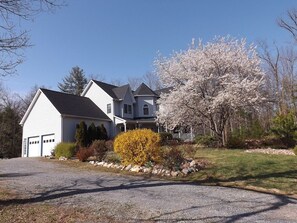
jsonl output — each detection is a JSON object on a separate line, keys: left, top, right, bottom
{"left": 133, "top": 83, "right": 158, "bottom": 97}
{"left": 41, "top": 88, "right": 110, "bottom": 120}
{"left": 92, "top": 80, "right": 119, "bottom": 99}
{"left": 113, "top": 84, "right": 129, "bottom": 100}
{"left": 92, "top": 80, "right": 129, "bottom": 100}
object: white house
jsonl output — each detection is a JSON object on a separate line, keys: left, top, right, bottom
{"left": 20, "top": 88, "right": 111, "bottom": 157}
{"left": 81, "top": 80, "right": 160, "bottom": 136}
{"left": 21, "top": 80, "right": 164, "bottom": 157}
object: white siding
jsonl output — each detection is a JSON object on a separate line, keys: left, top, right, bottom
{"left": 62, "top": 117, "right": 111, "bottom": 142}
{"left": 22, "top": 93, "right": 61, "bottom": 157}
{"left": 82, "top": 82, "right": 116, "bottom": 137}
{"left": 83, "top": 82, "right": 114, "bottom": 120}
{"left": 134, "top": 96, "right": 156, "bottom": 118}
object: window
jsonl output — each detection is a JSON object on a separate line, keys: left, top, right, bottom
{"left": 143, "top": 104, "right": 149, "bottom": 115}
{"left": 128, "top": 105, "right": 132, "bottom": 114}
{"left": 124, "top": 104, "right": 132, "bottom": 114}
{"left": 107, "top": 103, "right": 111, "bottom": 114}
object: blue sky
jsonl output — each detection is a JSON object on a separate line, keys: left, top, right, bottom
{"left": 2, "top": 0, "right": 296, "bottom": 95}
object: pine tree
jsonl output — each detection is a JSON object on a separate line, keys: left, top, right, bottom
{"left": 75, "top": 121, "right": 88, "bottom": 147}
{"left": 87, "top": 123, "right": 97, "bottom": 145}
{"left": 58, "top": 66, "right": 88, "bottom": 95}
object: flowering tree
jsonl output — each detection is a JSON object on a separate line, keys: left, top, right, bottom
{"left": 155, "top": 37, "right": 266, "bottom": 146}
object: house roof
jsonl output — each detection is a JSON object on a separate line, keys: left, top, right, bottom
{"left": 154, "top": 87, "right": 173, "bottom": 96}
{"left": 41, "top": 88, "right": 110, "bottom": 120}
{"left": 113, "top": 84, "right": 130, "bottom": 100}
{"left": 92, "top": 80, "right": 119, "bottom": 99}
{"left": 133, "top": 83, "right": 158, "bottom": 97}
{"left": 92, "top": 80, "right": 130, "bottom": 100}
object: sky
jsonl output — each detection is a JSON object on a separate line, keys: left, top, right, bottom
{"left": 1, "top": 0, "right": 297, "bottom": 96}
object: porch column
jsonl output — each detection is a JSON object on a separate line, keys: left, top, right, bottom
{"left": 124, "top": 122, "right": 127, "bottom": 132}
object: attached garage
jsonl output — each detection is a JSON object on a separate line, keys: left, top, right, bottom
{"left": 41, "top": 134, "right": 55, "bottom": 156}
{"left": 28, "top": 137, "right": 41, "bottom": 157}
{"left": 20, "top": 88, "right": 111, "bottom": 157}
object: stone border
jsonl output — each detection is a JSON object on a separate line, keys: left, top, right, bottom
{"left": 88, "top": 159, "right": 209, "bottom": 177}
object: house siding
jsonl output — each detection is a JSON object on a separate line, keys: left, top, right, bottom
{"left": 134, "top": 96, "right": 156, "bottom": 118}
{"left": 62, "top": 117, "right": 111, "bottom": 142}
{"left": 21, "top": 93, "right": 62, "bottom": 157}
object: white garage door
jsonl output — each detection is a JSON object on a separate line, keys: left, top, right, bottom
{"left": 42, "top": 134, "right": 55, "bottom": 156}
{"left": 28, "top": 137, "right": 41, "bottom": 157}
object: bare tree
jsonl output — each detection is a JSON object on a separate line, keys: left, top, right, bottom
{"left": 258, "top": 41, "right": 283, "bottom": 112}
{"left": 127, "top": 76, "right": 142, "bottom": 90}
{"left": 0, "top": 0, "right": 62, "bottom": 76}
{"left": 143, "top": 72, "right": 163, "bottom": 90}
{"left": 278, "top": 8, "right": 297, "bottom": 42}
{"left": 110, "top": 79, "right": 123, "bottom": 87}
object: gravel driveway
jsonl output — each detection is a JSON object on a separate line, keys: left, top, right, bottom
{"left": 0, "top": 158, "right": 297, "bottom": 222}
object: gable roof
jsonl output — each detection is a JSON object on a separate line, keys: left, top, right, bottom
{"left": 41, "top": 88, "right": 110, "bottom": 120}
{"left": 92, "top": 80, "right": 132, "bottom": 100}
{"left": 113, "top": 84, "right": 130, "bottom": 100}
{"left": 134, "top": 83, "right": 158, "bottom": 97}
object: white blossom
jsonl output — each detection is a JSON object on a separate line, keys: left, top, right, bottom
{"left": 155, "top": 36, "right": 266, "bottom": 145}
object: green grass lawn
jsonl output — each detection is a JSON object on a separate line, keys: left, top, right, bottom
{"left": 184, "top": 148, "right": 297, "bottom": 196}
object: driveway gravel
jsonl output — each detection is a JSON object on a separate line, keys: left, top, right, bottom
{"left": 0, "top": 158, "right": 297, "bottom": 222}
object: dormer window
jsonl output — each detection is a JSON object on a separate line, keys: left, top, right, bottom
{"left": 143, "top": 104, "right": 149, "bottom": 115}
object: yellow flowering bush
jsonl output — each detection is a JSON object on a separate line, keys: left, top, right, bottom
{"left": 114, "top": 129, "right": 161, "bottom": 166}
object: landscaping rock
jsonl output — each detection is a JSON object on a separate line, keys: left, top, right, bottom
{"left": 59, "top": 156, "right": 67, "bottom": 161}
{"left": 89, "top": 161, "right": 95, "bottom": 165}
{"left": 130, "top": 165, "right": 142, "bottom": 172}
{"left": 189, "top": 160, "right": 196, "bottom": 167}
{"left": 171, "top": 171, "right": 179, "bottom": 177}
{"left": 125, "top": 164, "right": 133, "bottom": 171}
{"left": 143, "top": 167, "right": 152, "bottom": 173}
{"left": 182, "top": 168, "right": 190, "bottom": 175}
{"left": 152, "top": 168, "right": 159, "bottom": 175}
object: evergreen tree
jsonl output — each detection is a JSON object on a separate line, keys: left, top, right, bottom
{"left": 0, "top": 106, "right": 22, "bottom": 158}
{"left": 75, "top": 121, "right": 88, "bottom": 147}
{"left": 87, "top": 123, "right": 97, "bottom": 145}
{"left": 58, "top": 66, "right": 88, "bottom": 95}
{"left": 100, "top": 124, "right": 108, "bottom": 140}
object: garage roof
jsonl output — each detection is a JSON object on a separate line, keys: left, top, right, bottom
{"left": 41, "top": 89, "right": 111, "bottom": 121}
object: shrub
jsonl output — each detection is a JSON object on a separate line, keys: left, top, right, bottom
{"left": 76, "top": 147, "right": 94, "bottom": 162}
{"left": 99, "top": 124, "right": 108, "bottom": 140}
{"left": 161, "top": 147, "right": 184, "bottom": 171}
{"left": 105, "top": 140, "right": 114, "bottom": 151}
{"left": 195, "top": 135, "right": 219, "bottom": 147}
{"left": 104, "top": 151, "right": 121, "bottom": 164}
{"left": 226, "top": 135, "right": 246, "bottom": 149}
{"left": 87, "top": 123, "right": 97, "bottom": 145}
{"left": 114, "top": 129, "right": 161, "bottom": 166}
{"left": 159, "top": 132, "right": 173, "bottom": 145}
{"left": 54, "top": 142, "right": 76, "bottom": 159}
{"left": 271, "top": 111, "right": 297, "bottom": 148}
{"left": 179, "top": 144, "right": 197, "bottom": 157}
{"left": 89, "top": 140, "right": 108, "bottom": 161}
{"left": 75, "top": 121, "right": 88, "bottom": 147}
{"left": 166, "top": 138, "right": 182, "bottom": 146}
